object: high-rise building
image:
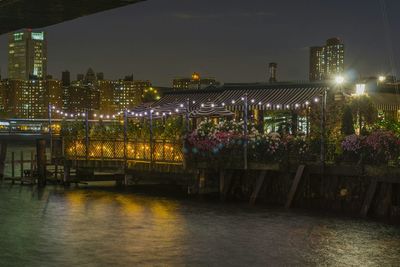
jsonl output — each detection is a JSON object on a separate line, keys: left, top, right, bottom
{"left": 62, "top": 70, "right": 71, "bottom": 87}
{"left": 4, "top": 79, "right": 54, "bottom": 118}
{"left": 84, "top": 68, "right": 97, "bottom": 85}
{"left": 115, "top": 80, "right": 148, "bottom": 110}
{"left": 309, "top": 38, "right": 344, "bottom": 81}
{"left": 96, "top": 72, "right": 105, "bottom": 81}
{"left": 98, "top": 80, "right": 117, "bottom": 114}
{"left": 8, "top": 29, "right": 47, "bottom": 80}
{"left": 77, "top": 74, "right": 84, "bottom": 82}
{"left": 173, "top": 72, "right": 220, "bottom": 90}
{"left": 268, "top": 62, "right": 277, "bottom": 83}
{"left": 63, "top": 83, "right": 100, "bottom": 115}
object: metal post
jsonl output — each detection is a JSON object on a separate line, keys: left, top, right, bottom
{"left": 185, "top": 98, "right": 190, "bottom": 134}
{"left": 149, "top": 110, "right": 153, "bottom": 169}
{"left": 320, "top": 89, "right": 327, "bottom": 167}
{"left": 48, "top": 104, "right": 53, "bottom": 160}
{"left": 243, "top": 94, "right": 248, "bottom": 170}
{"left": 123, "top": 110, "right": 128, "bottom": 162}
{"left": 85, "top": 110, "right": 89, "bottom": 160}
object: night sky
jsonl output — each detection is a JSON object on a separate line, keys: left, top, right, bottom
{"left": 0, "top": 0, "right": 399, "bottom": 86}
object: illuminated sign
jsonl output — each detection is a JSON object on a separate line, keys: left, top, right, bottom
{"left": 13, "top": 32, "right": 24, "bottom": 41}
{"left": 31, "top": 32, "right": 44, "bottom": 40}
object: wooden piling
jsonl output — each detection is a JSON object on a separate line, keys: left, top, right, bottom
{"left": 36, "top": 139, "right": 47, "bottom": 187}
{"left": 11, "top": 152, "right": 15, "bottom": 179}
{"left": 0, "top": 141, "right": 7, "bottom": 181}
{"left": 63, "top": 162, "right": 70, "bottom": 186}
{"left": 220, "top": 170, "right": 233, "bottom": 201}
{"left": 20, "top": 151, "right": 24, "bottom": 180}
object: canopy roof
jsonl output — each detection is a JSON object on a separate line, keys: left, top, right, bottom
{"left": 152, "top": 83, "right": 329, "bottom": 112}
{"left": 369, "top": 93, "right": 400, "bottom": 111}
{"left": 190, "top": 102, "right": 234, "bottom": 118}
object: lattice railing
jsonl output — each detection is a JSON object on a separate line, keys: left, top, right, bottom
{"left": 64, "top": 138, "right": 183, "bottom": 164}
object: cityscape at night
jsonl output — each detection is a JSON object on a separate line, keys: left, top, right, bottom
{"left": 0, "top": 0, "right": 399, "bottom": 266}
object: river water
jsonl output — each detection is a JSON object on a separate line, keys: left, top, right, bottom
{"left": 0, "top": 184, "right": 399, "bottom": 267}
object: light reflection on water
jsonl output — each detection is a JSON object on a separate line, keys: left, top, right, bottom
{"left": 0, "top": 184, "right": 399, "bottom": 266}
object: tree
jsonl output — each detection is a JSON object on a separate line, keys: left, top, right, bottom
{"left": 341, "top": 105, "right": 355, "bottom": 135}
{"left": 350, "top": 95, "right": 377, "bottom": 134}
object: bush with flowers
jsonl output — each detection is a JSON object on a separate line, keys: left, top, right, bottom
{"left": 286, "top": 135, "right": 311, "bottom": 161}
{"left": 363, "top": 130, "right": 400, "bottom": 164}
{"left": 187, "top": 119, "right": 400, "bottom": 166}
{"left": 341, "top": 130, "right": 400, "bottom": 165}
{"left": 248, "top": 132, "right": 287, "bottom": 163}
{"left": 341, "top": 134, "right": 363, "bottom": 162}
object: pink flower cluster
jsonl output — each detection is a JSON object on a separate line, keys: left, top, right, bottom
{"left": 342, "top": 130, "right": 400, "bottom": 163}
{"left": 342, "top": 134, "right": 362, "bottom": 153}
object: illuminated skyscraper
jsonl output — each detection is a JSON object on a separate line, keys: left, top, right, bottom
{"left": 309, "top": 38, "right": 344, "bottom": 81}
{"left": 8, "top": 29, "right": 47, "bottom": 80}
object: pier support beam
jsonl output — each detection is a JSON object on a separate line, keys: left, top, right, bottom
{"left": 360, "top": 177, "right": 378, "bottom": 217}
{"left": 285, "top": 164, "right": 306, "bottom": 209}
{"left": 250, "top": 170, "right": 267, "bottom": 205}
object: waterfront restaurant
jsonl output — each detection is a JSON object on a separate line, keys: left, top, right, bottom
{"left": 151, "top": 82, "right": 329, "bottom": 135}
{"left": 148, "top": 81, "right": 400, "bottom": 132}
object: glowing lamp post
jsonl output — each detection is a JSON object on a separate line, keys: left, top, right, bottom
{"left": 354, "top": 83, "right": 366, "bottom": 134}
{"left": 334, "top": 75, "right": 345, "bottom": 85}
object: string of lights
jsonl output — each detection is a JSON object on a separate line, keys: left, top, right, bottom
{"left": 49, "top": 95, "right": 321, "bottom": 120}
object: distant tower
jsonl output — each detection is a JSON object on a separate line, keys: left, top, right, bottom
{"left": 269, "top": 62, "right": 277, "bottom": 83}
{"left": 96, "top": 72, "right": 104, "bottom": 81}
{"left": 8, "top": 29, "right": 47, "bottom": 80}
{"left": 84, "top": 68, "right": 97, "bottom": 85}
{"left": 62, "top": 70, "right": 70, "bottom": 86}
{"left": 309, "top": 38, "right": 344, "bottom": 81}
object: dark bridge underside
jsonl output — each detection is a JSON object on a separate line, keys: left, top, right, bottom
{"left": 0, "top": 0, "right": 146, "bottom": 34}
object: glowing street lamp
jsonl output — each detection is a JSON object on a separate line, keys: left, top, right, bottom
{"left": 378, "top": 76, "right": 386, "bottom": 82}
{"left": 355, "top": 83, "right": 366, "bottom": 96}
{"left": 334, "top": 75, "right": 345, "bottom": 85}
{"left": 354, "top": 83, "right": 366, "bottom": 135}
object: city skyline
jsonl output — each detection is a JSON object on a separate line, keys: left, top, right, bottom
{"left": 0, "top": 0, "right": 399, "bottom": 86}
